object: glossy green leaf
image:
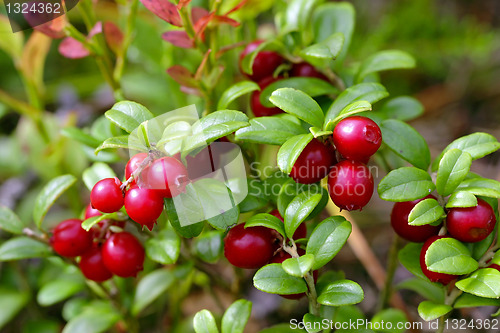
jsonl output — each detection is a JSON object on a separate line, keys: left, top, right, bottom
{"left": 0, "top": 206, "right": 25, "bottom": 234}
{"left": 300, "top": 32, "right": 344, "bottom": 60}
{"left": 306, "top": 216, "right": 352, "bottom": 270}
{"left": 61, "top": 127, "right": 102, "bottom": 148}
{"left": 371, "top": 309, "right": 407, "bottom": 333}
{"left": 456, "top": 178, "right": 500, "bottom": 198}
{"left": 221, "top": 299, "right": 252, "bottom": 333}
{"left": 62, "top": 302, "right": 121, "bottom": 333}
{"left": 396, "top": 278, "right": 445, "bottom": 303}
{"left": 132, "top": 269, "right": 175, "bottom": 315}
{"left": 33, "top": 175, "right": 77, "bottom": 229}
{"left": 309, "top": 127, "right": 332, "bottom": 138}
{"left": 0, "top": 237, "right": 52, "bottom": 261}
{"left": 145, "top": 229, "right": 180, "bottom": 265}
{"left": 282, "top": 254, "right": 314, "bottom": 277}
{"left": 324, "top": 100, "right": 372, "bottom": 131}
{"left": 193, "top": 310, "right": 219, "bottom": 333}
{"left": 380, "top": 119, "right": 431, "bottom": 170}
{"left": 105, "top": 101, "right": 154, "bottom": 133}
{"left": 238, "top": 179, "right": 269, "bottom": 212}
{"left": 206, "top": 206, "right": 239, "bottom": 231}
{"left": 357, "top": 50, "right": 415, "bottom": 83}
{"left": 193, "top": 231, "right": 224, "bottom": 264}
{"left": 425, "top": 237, "right": 478, "bottom": 275}
{"left": 253, "top": 264, "right": 307, "bottom": 294}
{"left": 378, "top": 167, "right": 435, "bottom": 202}
{"left": 436, "top": 149, "right": 472, "bottom": 196}
{"left": 284, "top": 0, "right": 319, "bottom": 32}
{"left": 408, "top": 198, "right": 445, "bottom": 226}
{"left": 82, "top": 162, "right": 117, "bottom": 191}
{"left": 245, "top": 213, "right": 285, "bottom": 238}
{"left": 95, "top": 135, "right": 146, "bottom": 153}
{"left": 378, "top": 96, "right": 424, "bottom": 121}
{"left": 445, "top": 191, "right": 477, "bottom": 208}
{"left": 235, "top": 115, "right": 307, "bottom": 145}
{"left": 454, "top": 293, "right": 500, "bottom": 308}
{"left": 317, "top": 279, "right": 364, "bottom": 306}
{"left": 38, "top": 279, "right": 85, "bottom": 306}
{"left": 284, "top": 192, "right": 322, "bottom": 239}
{"left": 81, "top": 213, "right": 117, "bottom": 231}
{"left": 398, "top": 242, "right": 426, "bottom": 280}
{"left": 302, "top": 313, "right": 323, "bottom": 333}
{"left": 417, "top": 301, "right": 452, "bottom": 321}
{"left": 217, "top": 81, "right": 260, "bottom": 110}
{"left": 455, "top": 268, "right": 500, "bottom": 298}
{"left": 165, "top": 195, "right": 204, "bottom": 238}
{"left": 277, "top": 181, "right": 329, "bottom": 222}
{"left": 277, "top": 134, "right": 314, "bottom": 174}
{"left": 269, "top": 88, "right": 324, "bottom": 128}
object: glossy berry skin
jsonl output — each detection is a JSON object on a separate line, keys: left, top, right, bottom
{"left": 446, "top": 199, "right": 496, "bottom": 243}
{"left": 124, "top": 186, "right": 164, "bottom": 226}
{"left": 327, "top": 160, "right": 374, "bottom": 211}
{"left": 332, "top": 116, "right": 382, "bottom": 162}
{"left": 51, "top": 219, "right": 92, "bottom": 257}
{"left": 102, "top": 232, "right": 145, "bottom": 278}
{"left": 224, "top": 223, "right": 275, "bottom": 269}
{"left": 391, "top": 195, "right": 441, "bottom": 242}
{"left": 420, "top": 235, "right": 458, "bottom": 285}
{"left": 290, "top": 139, "right": 336, "bottom": 184}
{"left": 90, "top": 178, "right": 124, "bottom": 213}
{"left": 488, "top": 264, "right": 500, "bottom": 271}
{"left": 79, "top": 246, "right": 113, "bottom": 282}
{"left": 140, "top": 157, "right": 188, "bottom": 198}
{"left": 251, "top": 76, "right": 283, "bottom": 117}
{"left": 125, "top": 153, "right": 148, "bottom": 183}
{"left": 239, "top": 40, "right": 284, "bottom": 82}
{"left": 290, "top": 62, "right": 328, "bottom": 81}
{"left": 84, "top": 204, "right": 102, "bottom": 219}
{"left": 269, "top": 209, "right": 307, "bottom": 240}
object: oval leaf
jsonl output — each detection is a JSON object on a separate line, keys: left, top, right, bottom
{"left": 253, "top": 264, "right": 307, "bottom": 294}
{"left": 408, "top": 198, "right": 445, "bottom": 226}
{"left": 0, "top": 206, "right": 25, "bottom": 234}
{"left": 235, "top": 116, "right": 307, "bottom": 145}
{"left": 378, "top": 167, "right": 435, "bottom": 202}
{"left": 38, "top": 279, "right": 85, "bottom": 306}
{"left": 436, "top": 149, "right": 472, "bottom": 196}
{"left": 284, "top": 192, "right": 322, "bottom": 239}
{"left": 145, "top": 229, "right": 180, "bottom": 265}
{"left": 245, "top": 213, "right": 285, "bottom": 238}
{"left": 132, "top": 269, "right": 175, "bottom": 315}
{"left": 217, "top": 81, "right": 260, "bottom": 110}
{"left": 317, "top": 280, "right": 364, "bottom": 306}
{"left": 82, "top": 162, "right": 117, "bottom": 191}
{"left": 417, "top": 301, "right": 452, "bottom": 321}
{"left": 105, "top": 101, "right": 154, "bottom": 133}
{"left": 269, "top": 88, "right": 324, "bottom": 128}
{"left": 221, "top": 299, "right": 252, "bottom": 333}
{"left": 193, "top": 310, "right": 219, "bottom": 333}
{"left": 277, "top": 134, "right": 314, "bottom": 174}
{"left": 282, "top": 254, "right": 314, "bottom": 277}
{"left": 0, "top": 237, "right": 52, "bottom": 261}
{"left": 445, "top": 191, "right": 477, "bottom": 208}
{"left": 425, "top": 237, "right": 478, "bottom": 275}
{"left": 455, "top": 268, "right": 500, "bottom": 299}
{"left": 357, "top": 50, "right": 415, "bottom": 83}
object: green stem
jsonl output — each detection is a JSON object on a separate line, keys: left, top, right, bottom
{"left": 437, "top": 316, "right": 445, "bottom": 333}
{"left": 113, "top": 0, "right": 139, "bottom": 84}
{"left": 378, "top": 235, "right": 400, "bottom": 311}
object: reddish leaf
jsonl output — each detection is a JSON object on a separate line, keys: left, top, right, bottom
{"left": 29, "top": 14, "right": 67, "bottom": 39}
{"left": 88, "top": 22, "right": 103, "bottom": 37}
{"left": 212, "top": 15, "right": 240, "bottom": 27}
{"left": 193, "top": 11, "right": 214, "bottom": 39}
{"left": 191, "top": 7, "right": 209, "bottom": 25}
{"left": 167, "top": 65, "right": 197, "bottom": 88}
{"left": 180, "top": 86, "right": 203, "bottom": 96}
{"left": 226, "top": 0, "right": 248, "bottom": 15}
{"left": 58, "top": 37, "right": 90, "bottom": 59}
{"left": 161, "top": 31, "right": 194, "bottom": 48}
{"left": 103, "top": 22, "right": 124, "bottom": 54}
{"left": 195, "top": 49, "right": 211, "bottom": 80}
{"left": 176, "top": 0, "right": 191, "bottom": 10}
{"left": 140, "top": 0, "right": 183, "bottom": 27}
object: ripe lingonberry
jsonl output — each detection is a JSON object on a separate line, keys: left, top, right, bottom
{"left": 51, "top": 219, "right": 92, "bottom": 257}
{"left": 125, "top": 152, "right": 148, "bottom": 183}
{"left": 102, "top": 232, "right": 145, "bottom": 278}
{"left": 269, "top": 209, "right": 307, "bottom": 239}
{"left": 251, "top": 76, "right": 283, "bottom": 117}
{"left": 419, "top": 235, "right": 458, "bottom": 285}
{"left": 239, "top": 40, "right": 284, "bottom": 82}
{"left": 290, "top": 139, "right": 336, "bottom": 184}
{"left": 290, "top": 62, "right": 328, "bottom": 81}
{"left": 90, "top": 178, "right": 124, "bottom": 213}
{"left": 327, "top": 160, "right": 374, "bottom": 211}
{"left": 390, "top": 195, "right": 441, "bottom": 242}
{"left": 488, "top": 264, "right": 500, "bottom": 271}
{"left": 79, "top": 245, "right": 113, "bottom": 282}
{"left": 124, "top": 186, "right": 164, "bottom": 226}
{"left": 446, "top": 198, "right": 496, "bottom": 243}
{"left": 224, "top": 223, "right": 275, "bottom": 269}
{"left": 332, "top": 116, "right": 382, "bottom": 162}
{"left": 84, "top": 204, "right": 102, "bottom": 219}
{"left": 140, "top": 157, "right": 188, "bottom": 198}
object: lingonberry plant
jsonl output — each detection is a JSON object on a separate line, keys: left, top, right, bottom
{"left": 0, "top": 1, "right": 499, "bottom": 333}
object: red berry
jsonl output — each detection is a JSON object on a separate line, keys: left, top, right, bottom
{"left": 90, "top": 178, "right": 124, "bottom": 213}
{"left": 51, "top": 219, "right": 92, "bottom": 257}
{"left": 239, "top": 40, "right": 284, "bottom": 82}
{"left": 290, "top": 62, "right": 328, "bottom": 81}
{"left": 391, "top": 195, "right": 441, "bottom": 242}
{"left": 290, "top": 139, "right": 336, "bottom": 184}
{"left": 140, "top": 157, "right": 188, "bottom": 198}
{"left": 419, "top": 235, "right": 458, "bottom": 285}
{"left": 124, "top": 186, "right": 164, "bottom": 226}
{"left": 224, "top": 223, "right": 275, "bottom": 269}
{"left": 251, "top": 76, "right": 283, "bottom": 117}
{"left": 332, "top": 116, "right": 382, "bottom": 162}
{"left": 446, "top": 199, "right": 496, "bottom": 243}
{"left": 327, "top": 160, "right": 374, "bottom": 211}
{"left": 488, "top": 264, "right": 500, "bottom": 271}
{"left": 269, "top": 209, "right": 307, "bottom": 239}
{"left": 84, "top": 204, "right": 102, "bottom": 219}
{"left": 102, "top": 232, "right": 145, "bottom": 278}
{"left": 79, "top": 245, "right": 113, "bottom": 282}
{"left": 125, "top": 152, "right": 148, "bottom": 181}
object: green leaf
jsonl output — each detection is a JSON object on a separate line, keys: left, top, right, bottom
{"left": 455, "top": 268, "right": 500, "bottom": 298}
{"left": 37, "top": 279, "right": 85, "bottom": 306}
{"left": 456, "top": 178, "right": 500, "bottom": 198}
{"left": 62, "top": 302, "right": 120, "bottom": 333}
{"left": 378, "top": 96, "right": 424, "bottom": 121}
{"left": 33, "top": 175, "right": 77, "bottom": 229}
{"left": 445, "top": 191, "right": 477, "bottom": 208}
{"left": 306, "top": 216, "right": 352, "bottom": 270}
{"left": 324, "top": 101, "right": 372, "bottom": 131}
{"left": 357, "top": 50, "right": 416, "bottom": 83}
{"left": 396, "top": 278, "right": 445, "bottom": 303}
{"left": 95, "top": 135, "right": 146, "bottom": 153}
{"left": 417, "top": 301, "right": 452, "bottom": 321}
{"left": 206, "top": 206, "right": 239, "bottom": 231}
{"left": 61, "top": 127, "right": 102, "bottom": 148}
{"left": 300, "top": 32, "right": 344, "bottom": 60}
{"left": 0, "top": 237, "right": 52, "bottom": 261}
{"left": 221, "top": 299, "right": 252, "bottom": 333}
{"left": 81, "top": 213, "right": 116, "bottom": 231}
{"left": 105, "top": 101, "right": 154, "bottom": 133}
{"left": 378, "top": 167, "right": 435, "bottom": 202}
{"left": 380, "top": 119, "right": 431, "bottom": 170}
{"left": 269, "top": 88, "right": 324, "bottom": 128}
{"left": 436, "top": 149, "right": 472, "bottom": 196}
{"left": 398, "top": 243, "right": 426, "bottom": 280}
{"left": 238, "top": 179, "right": 269, "bottom": 212}
{"left": 0, "top": 289, "right": 29, "bottom": 330}
{"left": 132, "top": 269, "right": 175, "bottom": 315}
{"left": 164, "top": 196, "right": 204, "bottom": 238}
{"left": 145, "top": 229, "right": 180, "bottom": 265}
{"left": 324, "top": 83, "right": 388, "bottom": 127}
{"left": 302, "top": 313, "right": 323, "bottom": 333}
{"left": 408, "top": 199, "right": 445, "bottom": 226}
{"left": 0, "top": 206, "right": 26, "bottom": 234}
{"left": 82, "top": 162, "right": 117, "bottom": 191}
{"left": 371, "top": 309, "right": 407, "bottom": 333}
{"left": 309, "top": 127, "right": 332, "bottom": 138}
{"left": 235, "top": 115, "right": 307, "bottom": 145}
{"left": 253, "top": 264, "right": 307, "bottom": 294}
{"left": 284, "top": 0, "right": 319, "bottom": 33}
{"left": 277, "top": 134, "right": 314, "bottom": 174}
{"left": 0, "top": 16, "right": 23, "bottom": 59}
{"left": 217, "top": 81, "right": 260, "bottom": 110}
{"left": 454, "top": 293, "right": 500, "bottom": 308}
{"left": 425, "top": 237, "right": 478, "bottom": 275}
{"left": 193, "top": 231, "right": 224, "bottom": 264}
{"left": 282, "top": 254, "right": 314, "bottom": 277}
{"left": 317, "top": 280, "right": 364, "bottom": 306}
{"left": 193, "top": 310, "right": 219, "bottom": 333}
{"left": 245, "top": 214, "right": 285, "bottom": 238}
{"left": 277, "top": 181, "right": 328, "bottom": 221}
{"left": 284, "top": 192, "right": 322, "bottom": 238}
{"left": 432, "top": 132, "right": 500, "bottom": 171}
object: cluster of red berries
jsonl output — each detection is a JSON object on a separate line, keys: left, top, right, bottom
{"left": 391, "top": 196, "right": 497, "bottom": 284}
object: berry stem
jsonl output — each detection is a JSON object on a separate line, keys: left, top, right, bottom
{"left": 22, "top": 228, "right": 49, "bottom": 244}
{"left": 120, "top": 152, "right": 159, "bottom": 191}
{"left": 377, "top": 234, "right": 401, "bottom": 312}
